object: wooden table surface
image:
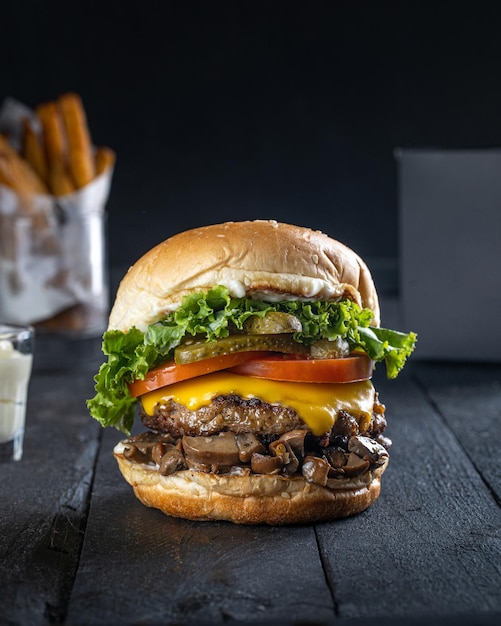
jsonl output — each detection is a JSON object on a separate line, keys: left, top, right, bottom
{"left": 1, "top": 335, "right": 500, "bottom": 626}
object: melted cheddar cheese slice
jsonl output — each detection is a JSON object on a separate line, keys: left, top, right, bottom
{"left": 140, "top": 372, "right": 375, "bottom": 436}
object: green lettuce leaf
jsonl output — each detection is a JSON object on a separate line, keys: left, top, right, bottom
{"left": 86, "top": 327, "right": 159, "bottom": 434}
{"left": 87, "top": 285, "right": 416, "bottom": 433}
{"left": 355, "top": 326, "right": 418, "bottom": 380}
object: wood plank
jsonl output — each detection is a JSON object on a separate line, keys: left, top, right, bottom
{"left": 67, "top": 426, "right": 335, "bottom": 624}
{"left": 0, "top": 365, "right": 100, "bottom": 624}
{"left": 316, "top": 366, "right": 501, "bottom": 621}
{"left": 6, "top": 350, "right": 499, "bottom": 625}
{"left": 413, "top": 362, "right": 501, "bottom": 503}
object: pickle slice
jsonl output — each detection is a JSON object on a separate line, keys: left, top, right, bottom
{"left": 243, "top": 311, "right": 302, "bottom": 334}
{"left": 174, "top": 333, "right": 308, "bottom": 364}
{"left": 309, "top": 337, "right": 350, "bottom": 359}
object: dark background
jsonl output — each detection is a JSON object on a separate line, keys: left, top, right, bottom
{"left": 2, "top": 0, "right": 501, "bottom": 292}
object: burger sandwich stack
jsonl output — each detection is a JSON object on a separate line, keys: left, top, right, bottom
{"left": 88, "top": 220, "right": 416, "bottom": 525}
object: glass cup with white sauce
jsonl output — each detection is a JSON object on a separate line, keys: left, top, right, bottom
{"left": 0, "top": 324, "right": 34, "bottom": 462}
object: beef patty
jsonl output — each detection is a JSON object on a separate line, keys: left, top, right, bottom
{"left": 140, "top": 395, "right": 305, "bottom": 437}
{"left": 139, "top": 395, "right": 387, "bottom": 440}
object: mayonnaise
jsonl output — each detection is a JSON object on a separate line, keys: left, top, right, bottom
{"left": 0, "top": 340, "right": 33, "bottom": 443}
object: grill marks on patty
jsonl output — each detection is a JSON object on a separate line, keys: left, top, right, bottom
{"left": 141, "top": 394, "right": 307, "bottom": 438}
{"left": 139, "top": 394, "right": 387, "bottom": 440}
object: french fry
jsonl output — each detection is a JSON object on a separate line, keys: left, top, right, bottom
{"left": 94, "top": 146, "right": 116, "bottom": 177}
{"left": 0, "top": 133, "right": 48, "bottom": 196}
{"left": 2, "top": 92, "right": 114, "bottom": 200}
{"left": 0, "top": 152, "right": 29, "bottom": 193}
{"left": 36, "top": 101, "right": 75, "bottom": 196}
{"left": 22, "top": 117, "right": 48, "bottom": 183}
{"left": 48, "top": 165, "right": 76, "bottom": 196}
{"left": 36, "top": 102, "right": 66, "bottom": 165}
{"left": 58, "top": 92, "right": 95, "bottom": 188}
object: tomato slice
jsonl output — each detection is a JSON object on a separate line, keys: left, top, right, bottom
{"left": 128, "top": 351, "right": 270, "bottom": 398}
{"left": 228, "top": 354, "right": 373, "bottom": 383}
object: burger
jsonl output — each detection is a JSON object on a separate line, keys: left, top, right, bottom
{"left": 88, "top": 220, "right": 416, "bottom": 524}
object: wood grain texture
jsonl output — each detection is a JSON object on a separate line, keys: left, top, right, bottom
{"left": 0, "top": 366, "right": 100, "bottom": 624}
{"left": 1, "top": 344, "right": 501, "bottom": 625}
{"left": 66, "top": 428, "right": 335, "bottom": 624}
{"left": 413, "top": 362, "right": 501, "bottom": 503}
{"left": 317, "top": 367, "right": 501, "bottom": 621}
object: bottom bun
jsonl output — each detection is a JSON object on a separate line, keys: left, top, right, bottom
{"left": 114, "top": 452, "right": 388, "bottom": 525}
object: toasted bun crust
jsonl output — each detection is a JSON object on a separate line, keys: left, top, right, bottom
{"left": 114, "top": 452, "right": 387, "bottom": 525}
{"left": 109, "top": 220, "right": 379, "bottom": 332}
